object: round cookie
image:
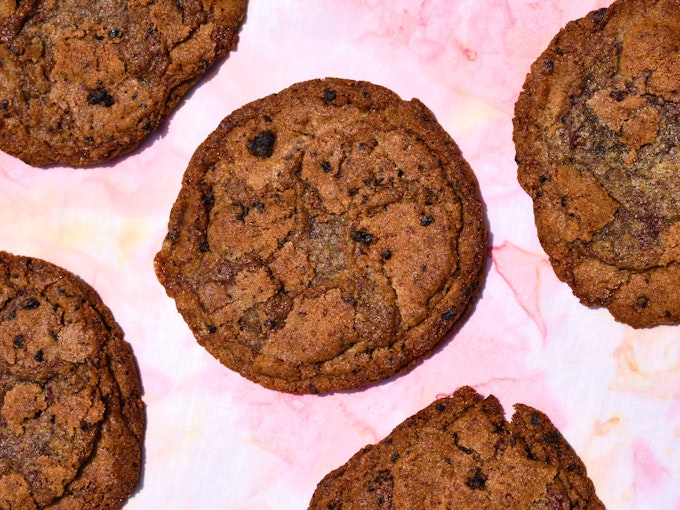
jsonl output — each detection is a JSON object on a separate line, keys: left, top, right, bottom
{"left": 0, "top": 0, "right": 247, "bottom": 167}
{"left": 514, "top": 0, "right": 680, "bottom": 328}
{"left": 308, "top": 386, "right": 605, "bottom": 509}
{"left": 155, "top": 77, "right": 488, "bottom": 394}
{"left": 0, "top": 251, "right": 144, "bottom": 509}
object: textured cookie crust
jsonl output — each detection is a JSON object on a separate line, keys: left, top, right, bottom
{"left": 308, "top": 386, "right": 604, "bottom": 509}
{"left": 155, "top": 78, "right": 487, "bottom": 394}
{"left": 0, "top": 252, "right": 144, "bottom": 509}
{"left": 0, "top": 0, "right": 247, "bottom": 167}
{"left": 514, "top": 0, "right": 680, "bottom": 328}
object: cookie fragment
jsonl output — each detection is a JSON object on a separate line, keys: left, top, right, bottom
{"left": 308, "top": 386, "right": 605, "bottom": 509}
{"left": 0, "top": 251, "right": 144, "bottom": 509}
{"left": 514, "top": 0, "right": 680, "bottom": 328}
{"left": 155, "top": 77, "right": 488, "bottom": 394}
{"left": 0, "top": 0, "right": 247, "bottom": 167}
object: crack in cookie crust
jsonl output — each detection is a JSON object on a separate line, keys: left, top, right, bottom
{"left": 155, "top": 78, "right": 487, "bottom": 394}
{"left": 514, "top": 0, "right": 680, "bottom": 328}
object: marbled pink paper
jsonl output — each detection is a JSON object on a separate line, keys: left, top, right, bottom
{"left": 0, "top": 1, "right": 678, "bottom": 509}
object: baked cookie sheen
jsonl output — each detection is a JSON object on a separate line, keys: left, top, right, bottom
{"left": 0, "top": 0, "right": 247, "bottom": 167}
{"left": 308, "top": 386, "right": 605, "bottom": 509}
{"left": 155, "top": 78, "right": 487, "bottom": 394}
{"left": 514, "top": 0, "right": 680, "bottom": 328}
{"left": 0, "top": 251, "right": 144, "bottom": 509}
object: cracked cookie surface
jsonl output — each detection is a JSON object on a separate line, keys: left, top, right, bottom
{"left": 308, "top": 386, "right": 604, "bottom": 509}
{"left": 0, "top": 251, "right": 144, "bottom": 509}
{"left": 514, "top": 0, "right": 680, "bottom": 328}
{"left": 0, "top": 0, "right": 246, "bottom": 167}
{"left": 154, "top": 78, "right": 487, "bottom": 394}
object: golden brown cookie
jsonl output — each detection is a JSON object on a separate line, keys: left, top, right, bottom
{"left": 0, "top": 251, "right": 144, "bottom": 509}
{"left": 308, "top": 386, "right": 605, "bottom": 509}
{"left": 514, "top": 0, "right": 680, "bottom": 328}
{"left": 0, "top": 0, "right": 247, "bottom": 167}
{"left": 155, "top": 77, "right": 488, "bottom": 394}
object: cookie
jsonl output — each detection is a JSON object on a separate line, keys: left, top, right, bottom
{"left": 0, "top": 251, "right": 144, "bottom": 509}
{"left": 155, "top": 77, "right": 487, "bottom": 394}
{"left": 308, "top": 386, "right": 604, "bottom": 509}
{"left": 514, "top": 0, "right": 680, "bottom": 328}
{"left": 0, "top": 0, "right": 247, "bottom": 167}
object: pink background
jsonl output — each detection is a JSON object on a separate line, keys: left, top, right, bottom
{"left": 1, "top": 1, "right": 679, "bottom": 508}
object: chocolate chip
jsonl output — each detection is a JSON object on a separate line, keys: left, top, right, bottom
{"left": 382, "top": 250, "right": 392, "bottom": 261}
{"left": 247, "top": 130, "right": 276, "bottom": 158}
{"left": 636, "top": 295, "right": 649, "bottom": 308}
{"left": 436, "top": 402, "right": 445, "bottom": 412}
{"left": 466, "top": 469, "right": 487, "bottom": 490}
{"left": 420, "top": 214, "right": 435, "bottom": 227}
{"left": 542, "top": 431, "right": 561, "bottom": 444}
{"left": 34, "top": 350, "right": 44, "bottom": 362}
{"left": 390, "top": 452, "right": 400, "bottom": 462}
{"left": 202, "top": 191, "right": 215, "bottom": 207}
{"left": 321, "top": 161, "right": 332, "bottom": 173}
{"left": 322, "top": 88, "right": 337, "bottom": 104}
{"left": 592, "top": 7, "right": 608, "bottom": 27}
{"left": 199, "top": 240, "right": 210, "bottom": 252}
{"left": 352, "top": 230, "right": 374, "bottom": 245}
{"left": 233, "top": 201, "right": 249, "bottom": 221}
{"left": 441, "top": 309, "right": 454, "bottom": 321}
{"left": 25, "top": 297, "right": 40, "bottom": 309}
{"left": 87, "top": 88, "right": 115, "bottom": 107}
{"left": 610, "top": 90, "right": 626, "bottom": 102}
{"left": 13, "top": 335, "right": 24, "bottom": 348}
{"left": 207, "top": 324, "right": 217, "bottom": 334}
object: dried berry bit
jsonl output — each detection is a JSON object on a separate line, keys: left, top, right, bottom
{"left": 466, "top": 468, "right": 487, "bottom": 490}
{"left": 352, "top": 230, "right": 374, "bottom": 245}
{"left": 636, "top": 295, "right": 649, "bottom": 308}
{"left": 247, "top": 130, "right": 276, "bottom": 158}
{"left": 420, "top": 214, "right": 435, "bottom": 227}
{"left": 87, "top": 88, "right": 115, "bottom": 107}
{"left": 322, "top": 88, "right": 337, "bottom": 104}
